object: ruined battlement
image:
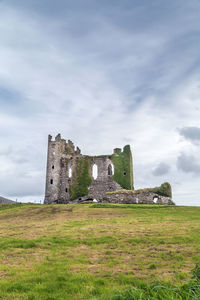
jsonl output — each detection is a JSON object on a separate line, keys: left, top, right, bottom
{"left": 44, "top": 134, "right": 174, "bottom": 205}
{"left": 44, "top": 134, "right": 133, "bottom": 204}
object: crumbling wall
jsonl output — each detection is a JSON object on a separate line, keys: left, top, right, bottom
{"left": 44, "top": 134, "right": 83, "bottom": 204}
{"left": 44, "top": 134, "right": 174, "bottom": 206}
{"left": 44, "top": 134, "right": 133, "bottom": 204}
{"left": 102, "top": 183, "right": 174, "bottom": 205}
{"left": 69, "top": 157, "right": 92, "bottom": 200}
{"left": 88, "top": 156, "right": 122, "bottom": 200}
{"left": 111, "top": 145, "right": 133, "bottom": 190}
{"left": 102, "top": 191, "right": 174, "bottom": 205}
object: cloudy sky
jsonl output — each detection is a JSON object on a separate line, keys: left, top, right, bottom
{"left": 0, "top": 0, "right": 200, "bottom": 205}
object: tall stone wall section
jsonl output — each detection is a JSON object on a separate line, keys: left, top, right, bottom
{"left": 87, "top": 156, "right": 122, "bottom": 200}
{"left": 44, "top": 134, "right": 82, "bottom": 204}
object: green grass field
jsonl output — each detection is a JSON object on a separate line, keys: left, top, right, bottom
{"left": 0, "top": 203, "right": 200, "bottom": 299}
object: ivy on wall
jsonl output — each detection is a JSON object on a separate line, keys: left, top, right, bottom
{"left": 153, "top": 182, "right": 172, "bottom": 197}
{"left": 107, "top": 182, "right": 172, "bottom": 198}
{"left": 111, "top": 145, "right": 134, "bottom": 190}
{"left": 69, "top": 157, "right": 92, "bottom": 200}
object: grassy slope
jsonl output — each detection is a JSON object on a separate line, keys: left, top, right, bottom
{"left": 0, "top": 203, "right": 200, "bottom": 299}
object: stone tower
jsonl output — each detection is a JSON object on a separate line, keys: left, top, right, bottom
{"left": 44, "top": 134, "right": 134, "bottom": 204}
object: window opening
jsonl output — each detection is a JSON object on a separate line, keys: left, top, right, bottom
{"left": 111, "top": 163, "right": 114, "bottom": 175}
{"left": 92, "top": 164, "right": 98, "bottom": 179}
{"left": 153, "top": 197, "right": 158, "bottom": 204}
{"left": 108, "top": 164, "right": 112, "bottom": 175}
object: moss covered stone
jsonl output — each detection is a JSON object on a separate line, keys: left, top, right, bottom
{"left": 113, "top": 148, "right": 122, "bottom": 155}
{"left": 107, "top": 182, "right": 172, "bottom": 198}
{"left": 69, "top": 157, "right": 92, "bottom": 200}
{"left": 153, "top": 182, "right": 172, "bottom": 198}
{"left": 111, "top": 145, "right": 133, "bottom": 190}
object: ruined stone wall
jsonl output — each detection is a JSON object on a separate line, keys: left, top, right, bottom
{"left": 88, "top": 156, "right": 122, "bottom": 200}
{"left": 44, "top": 134, "right": 174, "bottom": 205}
{"left": 102, "top": 191, "right": 175, "bottom": 205}
{"left": 44, "top": 134, "right": 133, "bottom": 204}
{"left": 44, "top": 134, "right": 83, "bottom": 204}
{"left": 111, "top": 145, "right": 133, "bottom": 190}
{"left": 44, "top": 135, "right": 63, "bottom": 204}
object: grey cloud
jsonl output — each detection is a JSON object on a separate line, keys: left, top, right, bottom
{"left": 177, "top": 153, "right": 200, "bottom": 174}
{"left": 179, "top": 126, "right": 200, "bottom": 144}
{"left": 1, "top": 0, "right": 200, "bottom": 110}
{"left": 0, "top": 146, "right": 33, "bottom": 164}
{"left": 152, "top": 162, "right": 170, "bottom": 176}
{"left": 0, "top": 174, "right": 44, "bottom": 197}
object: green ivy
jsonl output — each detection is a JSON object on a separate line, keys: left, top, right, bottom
{"left": 153, "top": 182, "right": 172, "bottom": 198}
{"left": 69, "top": 157, "right": 92, "bottom": 201}
{"left": 111, "top": 145, "right": 134, "bottom": 190}
{"left": 107, "top": 182, "right": 172, "bottom": 198}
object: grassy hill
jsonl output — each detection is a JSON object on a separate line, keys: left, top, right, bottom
{"left": 0, "top": 203, "right": 200, "bottom": 299}
{"left": 0, "top": 196, "right": 15, "bottom": 203}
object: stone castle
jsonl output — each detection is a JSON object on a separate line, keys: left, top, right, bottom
{"left": 44, "top": 134, "right": 174, "bottom": 205}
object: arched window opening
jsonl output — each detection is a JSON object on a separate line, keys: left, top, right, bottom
{"left": 50, "top": 179, "right": 53, "bottom": 184}
{"left": 111, "top": 163, "right": 114, "bottom": 175}
{"left": 66, "top": 188, "right": 68, "bottom": 192}
{"left": 108, "top": 164, "right": 112, "bottom": 176}
{"left": 69, "top": 168, "right": 72, "bottom": 178}
{"left": 108, "top": 163, "right": 114, "bottom": 176}
{"left": 52, "top": 165, "right": 54, "bottom": 169}
{"left": 153, "top": 196, "right": 158, "bottom": 204}
{"left": 92, "top": 164, "right": 98, "bottom": 179}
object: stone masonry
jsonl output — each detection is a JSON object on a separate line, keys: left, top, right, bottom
{"left": 44, "top": 134, "right": 131, "bottom": 204}
{"left": 102, "top": 191, "right": 175, "bottom": 205}
{"left": 44, "top": 134, "right": 174, "bottom": 205}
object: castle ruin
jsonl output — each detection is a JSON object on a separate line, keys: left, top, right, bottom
{"left": 44, "top": 134, "right": 174, "bottom": 205}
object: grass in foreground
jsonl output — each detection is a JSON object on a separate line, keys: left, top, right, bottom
{"left": 100, "top": 264, "right": 200, "bottom": 299}
{"left": 0, "top": 203, "right": 200, "bottom": 299}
